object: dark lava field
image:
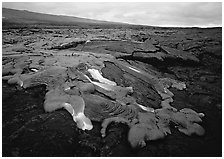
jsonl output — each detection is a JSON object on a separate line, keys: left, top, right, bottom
{"left": 2, "top": 24, "right": 222, "bottom": 156}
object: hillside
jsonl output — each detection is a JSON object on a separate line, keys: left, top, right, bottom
{"left": 2, "top": 8, "right": 127, "bottom": 28}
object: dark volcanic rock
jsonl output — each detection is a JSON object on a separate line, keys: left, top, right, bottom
{"left": 160, "top": 45, "right": 199, "bottom": 62}
{"left": 50, "top": 40, "right": 86, "bottom": 50}
{"left": 7, "top": 111, "right": 80, "bottom": 157}
{"left": 101, "top": 61, "right": 161, "bottom": 108}
{"left": 2, "top": 27, "right": 222, "bottom": 157}
{"left": 101, "top": 61, "right": 127, "bottom": 86}
{"left": 137, "top": 38, "right": 159, "bottom": 52}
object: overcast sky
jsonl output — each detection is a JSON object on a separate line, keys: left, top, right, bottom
{"left": 2, "top": 2, "right": 222, "bottom": 27}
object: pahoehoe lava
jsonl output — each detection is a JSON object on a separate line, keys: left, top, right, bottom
{"left": 2, "top": 8, "right": 222, "bottom": 157}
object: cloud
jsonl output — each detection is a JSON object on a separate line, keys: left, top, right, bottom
{"left": 2, "top": 2, "right": 222, "bottom": 27}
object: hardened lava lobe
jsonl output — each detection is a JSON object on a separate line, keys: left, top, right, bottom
{"left": 3, "top": 51, "right": 205, "bottom": 149}
{"left": 2, "top": 27, "right": 221, "bottom": 156}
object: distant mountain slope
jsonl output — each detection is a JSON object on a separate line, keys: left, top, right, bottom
{"left": 2, "top": 8, "right": 126, "bottom": 28}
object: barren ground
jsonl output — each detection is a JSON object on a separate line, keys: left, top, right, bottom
{"left": 2, "top": 27, "right": 222, "bottom": 157}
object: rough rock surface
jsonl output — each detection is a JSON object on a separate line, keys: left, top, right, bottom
{"left": 2, "top": 27, "right": 221, "bottom": 157}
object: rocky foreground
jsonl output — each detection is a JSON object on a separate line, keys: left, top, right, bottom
{"left": 2, "top": 27, "right": 222, "bottom": 156}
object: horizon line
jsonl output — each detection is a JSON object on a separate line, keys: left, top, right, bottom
{"left": 2, "top": 7, "right": 222, "bottom": 28}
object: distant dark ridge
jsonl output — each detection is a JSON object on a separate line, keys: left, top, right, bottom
{"left": 2, "top": 8, "right": 122, "bottom": 24}
{"left": 2, "top": 8, "right": 221, "bottom": 29}
{"left": 3, "top": 8, "right": 139, "bottom": 29}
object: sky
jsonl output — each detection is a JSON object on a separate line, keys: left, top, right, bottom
{"left": 2, "top": 2, "right": 222, "bottom": 27}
